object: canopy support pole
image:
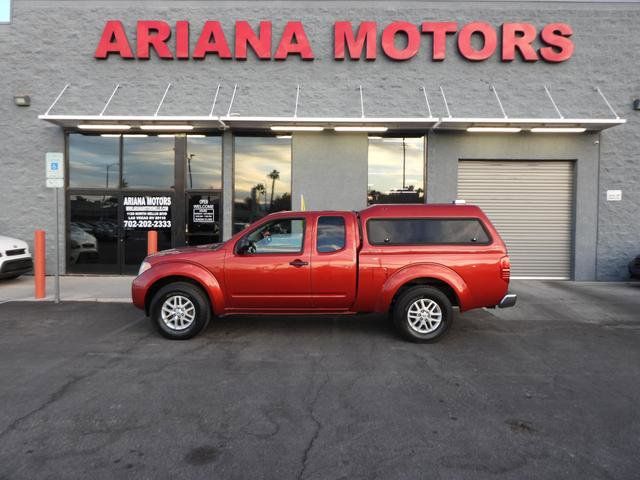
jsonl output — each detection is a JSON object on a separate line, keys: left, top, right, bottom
{"left": 44, "top": 83, "right": 70, "bottom": 116}
{"left": 440, "top": 86, "right": 452, "bottom": 118}
{"left": 209, "top": 84, "right": 221, "bottom": 117}
{"left": 155, "top": 83, "right": 172, "bottom": 117}
{"left": 595, "top": 86, "right": 620, "bottom": 119}
{"left": 100, "top": 84, "right": 120, "bottom": 116}
{"left": 294, "top": 84, "right": 300, "bottom": 118}
{"left": 421, "top": 86, "right": 432, "bottom": 118}
{"left": 227, "top": 84, "right": 238, "bottom": 117}
{"left": 544, "top": 85, "right": 564, "bottom": 119}
{"left": 490, "top": 85, "right": 508, "bottom": 119}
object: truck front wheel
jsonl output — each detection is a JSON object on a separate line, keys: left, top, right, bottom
{"left": 393, "top": 286, "right": 453, "bottom": 342}
{"left": 149, "top": 282, "right": 211, "bottom": 340}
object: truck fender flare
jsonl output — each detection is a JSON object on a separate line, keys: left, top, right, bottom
{"left": 377, "top": 263, "right": 472, "bottom": 312}
{"left": 144, "top": 261, "right": 226, "bottom": 315}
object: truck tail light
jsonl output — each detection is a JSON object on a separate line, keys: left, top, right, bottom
{"left": 500, "top": 256, "right": 511, "bottom": 281}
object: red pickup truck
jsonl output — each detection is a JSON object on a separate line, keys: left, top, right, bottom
{"left": 132, "top": 204, "right": 516, "bottom": 342}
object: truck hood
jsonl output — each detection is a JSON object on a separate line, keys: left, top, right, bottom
{"left": 148, "top": 242, "right": 224, "bottom": 259}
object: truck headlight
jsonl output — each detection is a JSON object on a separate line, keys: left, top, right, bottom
{"left": 138, "top": 261, "right": 151, "bottom": 276}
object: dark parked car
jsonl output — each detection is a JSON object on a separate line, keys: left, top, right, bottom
{"left": 629, "top": 255, "right": 640, "bottom": 279}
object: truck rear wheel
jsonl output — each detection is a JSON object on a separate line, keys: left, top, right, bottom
{"left": 150, "top": 282, "right": 211, "bottom": 340}
{"left": 393, "top": 286, "right": 453, "bottom": 342}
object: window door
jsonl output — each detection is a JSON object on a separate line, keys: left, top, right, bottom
{"left": 224, "top": 217, "right": 312, "bottom": 310}
{"left": 68, "top": 194, "right": 119, "bottom": 274}
{"left": 311, "top": 215, "right": 358, "bottom": 309}
{"left": 186, "top": 193, "right": 221, "bottom": 246}
{"left": 121, "top": 192, "right": 173, "bottom": 274}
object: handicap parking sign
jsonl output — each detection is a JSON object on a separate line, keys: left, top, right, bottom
{"left": 46, "top": 152, "right": 64, "bottom": 188}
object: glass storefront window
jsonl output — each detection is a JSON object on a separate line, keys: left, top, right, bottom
{"left": 68, "top": 134, "right": 120, "bottom": 189}
{"left": 186, "top": 136, "right": 222, "bottom": 190}
{"left": 233, "top": 136, "right": 292, "bottom": 233}
{"left": 68, "top": 195, "right": 118, "bottom": 273}
{"left": 123, "top": 136, "right": 174, "bottom": 189}
{"left": 368, "top": 137, "right": 425, "bottom": 205}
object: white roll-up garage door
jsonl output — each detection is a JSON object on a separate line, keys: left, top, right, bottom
{"left": 457, "top": 160, "right": 575, "bottom": 279}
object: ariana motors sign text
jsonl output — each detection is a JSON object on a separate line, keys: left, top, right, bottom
{"left": 95, "top": 20, "right": 574, "bottom": 63}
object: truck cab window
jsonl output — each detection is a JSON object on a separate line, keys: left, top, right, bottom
{"left": 238, "top": 218, "right": 305, "bottom": 254}
{"left": 317, "top": 216, "right": 346, "bottom": 253}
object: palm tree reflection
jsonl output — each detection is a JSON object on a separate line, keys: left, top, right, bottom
{"left": 268, "top": 169, "right": 280, "bottom": 208}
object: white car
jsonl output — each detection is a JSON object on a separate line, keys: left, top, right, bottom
{"left": 69, "top": 225, "right": 99, "bottom": 265}
{"left": 0, "top": 235, "right": 33, "bottom": 279}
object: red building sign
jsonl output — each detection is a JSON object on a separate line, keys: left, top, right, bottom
{"left": 95, "top": 20, "right": 574, "bottom": 63}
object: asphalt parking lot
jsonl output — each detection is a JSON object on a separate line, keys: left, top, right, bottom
{"left": 0, "top": 281, "right": 639, "bottom": 479}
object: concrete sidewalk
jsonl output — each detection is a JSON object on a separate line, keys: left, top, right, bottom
{"left": 0, "top": 275, "right": 133, "bottom": 303}
{"left": 2, "top": 276, "right": 639, "bottom": 321}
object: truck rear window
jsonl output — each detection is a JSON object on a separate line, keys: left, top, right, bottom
{"left": 367, "top": 218, "right": 490, "bottom": 245}
{"left": 317, "top": 216, "right": 346, "bottom": 253}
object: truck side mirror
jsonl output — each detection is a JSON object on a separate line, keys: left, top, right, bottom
{"left": 237, "top": 238, "right": 249, "bottom": 255}
{"left": 237, "top": 237, "right": 256, "bottom": 255}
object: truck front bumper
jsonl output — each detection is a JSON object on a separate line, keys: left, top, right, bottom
{"left": 131, "top": 275, "right": 147, "bottom": 310}
{"left": 498, "top": 293, "right": 517, "bottom": 308}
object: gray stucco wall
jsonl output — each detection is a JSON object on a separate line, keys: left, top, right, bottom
{"left": 0, "top": 1, "right": 638, "bottom": 279}
{"left": 291, "top": 132, "right": 368, "bottom": 211}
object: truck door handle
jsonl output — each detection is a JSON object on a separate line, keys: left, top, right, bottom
{"left": 289, "top": 259, "right": 309, "bottom": 267}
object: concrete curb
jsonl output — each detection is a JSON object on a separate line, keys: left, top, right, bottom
{"left": 0, "top": 275, "right": 134, "bottom": 304}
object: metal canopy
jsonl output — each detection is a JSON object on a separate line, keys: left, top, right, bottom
{"left": 37, "top": 114, "right": 626, "bottom": 132}
{"left": 436, "top": 117, "right": 626, "bottom": 131}
{"left": 38, "top": 82, "right": 627, "bottom": 132}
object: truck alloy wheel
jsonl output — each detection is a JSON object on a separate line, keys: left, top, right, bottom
{"left": 407, "top": 298, "right": 443, "bottom": 334}
{"left": 150, "top": 282, "right": 211, "bottom": 339}
{"left": 393, "top": 286, "right": 453, "bottom": 342}
{"left": 161, "top": 295, "right": 196, "bottom": 331}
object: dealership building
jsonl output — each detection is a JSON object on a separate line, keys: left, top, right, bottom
{"left": 0, "top": 0, "right": 638, "bottom": 279}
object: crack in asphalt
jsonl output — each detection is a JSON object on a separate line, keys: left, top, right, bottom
{"left": 297, "top": 368, "right": 330, "bottom": 480}
{"left": 0, "top": 332, "right": 153, "bottom": 442}
{"left": 0, "top": 373, "right": 87, "bottom": 440}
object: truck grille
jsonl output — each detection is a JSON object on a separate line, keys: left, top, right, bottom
{"left": 5, "top": 248, "right": 26, "bottom": 256}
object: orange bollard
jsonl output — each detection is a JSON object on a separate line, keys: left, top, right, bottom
{"left": 147, "top": 230, "right": 158, "bottom": 255}
{"left": 34, "top": 230, "right": 46, "bottom": 299}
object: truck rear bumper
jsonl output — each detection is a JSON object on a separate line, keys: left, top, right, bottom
{"left": 498, "top": 293, "right": 517, "bottom": 308}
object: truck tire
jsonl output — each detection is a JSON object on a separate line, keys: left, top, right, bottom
{"left": 393, "top": 286, "right": 453, "bottom": 342}
{"left": 150, "top": 282, "right": 211, "bottom": 340}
